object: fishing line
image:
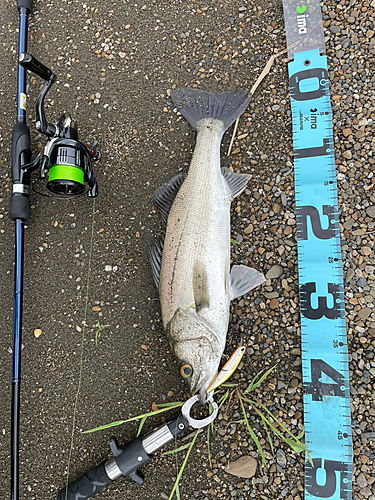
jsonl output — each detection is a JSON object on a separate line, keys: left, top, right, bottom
{"left": 63, "top": 199, "right": 96, "bottom": 499}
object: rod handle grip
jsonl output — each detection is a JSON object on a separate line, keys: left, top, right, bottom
{"left": 19, "top": 52, "right": 52, "bottom": 81}
{"left": 57, "top": 463, "right": 113, "bottom": 500}
{"left": 17, "top": 0, "right": 33, "bottom": 13}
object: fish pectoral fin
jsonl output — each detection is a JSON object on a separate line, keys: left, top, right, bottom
{"left": 193, "top": 261, "right": 210, "bottom": 313}
{"left": 221, "top": 167, "right": 251, "bottom": 200}
{"left": 153, "top": 172, "right": 187, "bottom": 223}
{"left": 148, "top": 235, "right": 164, "bottom": 290}
{"left": 229, "top": 265, "right": 266, "bottom": 300}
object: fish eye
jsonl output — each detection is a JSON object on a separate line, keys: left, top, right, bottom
{"left": 180, "top": 363, "right": 193, "bottom": 378}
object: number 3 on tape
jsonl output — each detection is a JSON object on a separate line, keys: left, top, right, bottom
{"left": 288, "top": 48, "right": 353, "bottom": 500}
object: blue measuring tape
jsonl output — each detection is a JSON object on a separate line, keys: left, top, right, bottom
{"left": 281, "top": 2, "right": 353, "bottom": 498}
{"left": 288, "top": 49, "right": 353, "bottom": 500}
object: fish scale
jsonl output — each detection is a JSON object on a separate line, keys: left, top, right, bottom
{"left": 161, "top": 121, "right": 231, "bottom": 334}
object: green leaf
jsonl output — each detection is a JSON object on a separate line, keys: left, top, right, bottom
{"left": 137, "top": 415, "right": 147, "bottom": 437}
{"left": 157, "top": 402, "right": 184, "bottom": 408}
{"left": 243, "top": 396, "right": 303, "bottom": 443}
{"left": 231, "top": 238, "right": 240, "bottom": 245}
{"left": 284, "top": 438, "right": 306, "bottom": 453}
{"left": 244, "top": 364, "right": 277, "bottom": 394}
{"left": 217, "top": 390, "right": 229, "bottom": 409}
{"left": 207, "top": 425, "right": 212, "bottom": 469}
{"left": 263, "top": 420, "right": 274, "bottom": 455}
{"left": 238, "top": 396, "right": 266, "bottom": 465}
{"left": 82, "top": 419, "right": 125, "bottom": 433}
{"left": 83, "top": 402, "right": 184, "bottom": 434}
{"left": 162, "top": 442, "right": 194, "bottom": 456}
{"left": 244, "top": 398, "right": 308, "bottom": 455}
{"left": 95, "top": 321, "right": 110, "bottom": 346}
{"left": 295, "top": 428, "right": 305, "bottom": 440}
{"left": 306, "top": 448, "right": 314, "bottom": 467}
{"left": 227, "top": 419, "right": 246, "bottom": 426}
{"left": 168, "top": 430, "right": 199, "bottom": 499}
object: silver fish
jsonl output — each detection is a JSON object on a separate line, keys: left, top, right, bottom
{"left": 149, "top": 88, "right": 266, "bottom": 403}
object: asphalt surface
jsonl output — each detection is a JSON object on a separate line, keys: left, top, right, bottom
{"left": 0, "top": 0, "right": 372, "bottom": 499}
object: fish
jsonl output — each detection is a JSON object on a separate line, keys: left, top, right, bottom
{"left": 149, "top": 88, "right": 266, "bottom": 403}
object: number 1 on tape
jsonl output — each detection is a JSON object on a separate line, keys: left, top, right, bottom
{"left": 282, "top": 1, "right": 353, "bottom": 499}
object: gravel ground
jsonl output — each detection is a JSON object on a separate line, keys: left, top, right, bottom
{"left": 0, "top": 0, "right": 374, "bottom": 499}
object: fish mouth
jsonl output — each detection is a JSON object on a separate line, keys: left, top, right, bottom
{"left": 190, "top": 369, "right": 216, "bottom": 405}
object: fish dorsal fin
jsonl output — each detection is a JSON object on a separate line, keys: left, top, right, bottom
{"left": 153, "top": 173, "right": 187, "bottom": 223}
{"left": 229, "top": 265, "right": 266, "bottom": 300}
{"left": 221, "top": 167, "right": 251, "bottom": 200}
{"left": 148, "top": 235, "right": 164, "bottom": 290}
{"left": 193, "top": 261, "right": 210, "bottom": 313}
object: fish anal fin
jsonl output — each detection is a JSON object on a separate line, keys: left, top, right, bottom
{"left": 230, "top": 264, "right": 266, "bottom": 300}
{"left": 193, "top": 261, "right": 210, "bottom": 313}
{"left": 221, "top": 167, "right": 251, "bottom": 200}
{"left": 153, "top": 173, "right": 187, "bottom": 223}
{"left": 148, "top": 235, "right": 164, "bottom": 290}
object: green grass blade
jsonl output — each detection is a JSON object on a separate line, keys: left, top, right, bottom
{"left": 262, "top": 419, "right": 274, "bottom": 455}
{"left": 227, "top": 419, "right": 246, "bottom": 426}
{"left": 238, "top": 395, "right": 266, "bottom": 465}
{"left": 207, "top": 425, "right": 212, "bottom": 469}
{"left": 306, "top": 448, "right": 314, "bottom": 467}
{"left": 162, "top": 442, "right": 194, "bottom": 456}
{"left": 245, "top": 422, "right": 266, "bottom": 465}
{"left": 243, "top": 398, "right": 285, "bottom": 440}
{"left": 168, "top": 430, "right": 200, "bottom": 499}
{"left": 296, "top": 428, "right": 305, "bottom": 440}
{"left": 137, "top": 415, "right": 147, "bottom": 437}
{"left": 83, "top": 402, "right": 184, "bottom": 434}
{"left": 243, "top": 397, "right": 307, "bottom": 456}
{"left": 82, "top": 420, "right": 126, "bottom": 433}
{"left": 156, "top": 402, "right": 184, "bottom": 408}
{"left": 247, "top": 397, "right": 304, "bottom": 444}
{"left": 217, "top": 390, "right": 229, "bottom": 409}
{"left": 284, "top": 438, "right": 306, "bottom": 453}
{"left": 244, "top": 364, "right": 277, "bottom": 394}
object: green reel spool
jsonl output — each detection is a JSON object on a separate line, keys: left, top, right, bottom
{"left": 46, "top": 164, "right": 85, "bottom": 196}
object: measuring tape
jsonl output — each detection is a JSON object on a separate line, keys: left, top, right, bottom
{"left": 281, "top": 2, "right": 353, "bottom": 499}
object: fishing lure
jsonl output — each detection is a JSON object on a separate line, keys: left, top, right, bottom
{"left": 206, "top": 345, "right": 246, "bottom": 393}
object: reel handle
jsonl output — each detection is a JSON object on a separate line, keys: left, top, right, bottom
{"left": 19, "top": 52, "right": 52, "bottom": 81}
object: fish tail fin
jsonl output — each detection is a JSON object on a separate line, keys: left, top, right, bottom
{"left": 170, "top": 88, "right": 252, "bottom": 132}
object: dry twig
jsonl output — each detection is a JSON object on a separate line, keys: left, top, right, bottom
{"left": 227, "top": 45, "right": 290, "bottom": 156}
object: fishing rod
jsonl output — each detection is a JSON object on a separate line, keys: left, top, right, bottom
{"left": 10, "top": 1, "right": 100, "bottom": 498}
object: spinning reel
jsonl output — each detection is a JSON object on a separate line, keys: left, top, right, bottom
{"left": 10, "top": 52, "right": 100, "bottom": 221}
